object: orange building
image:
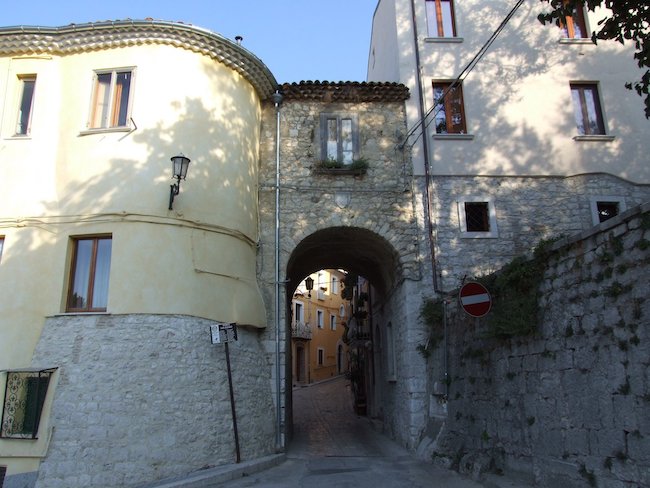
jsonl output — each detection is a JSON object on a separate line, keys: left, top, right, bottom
{"left": 291, "top": 269, "right": 349, "bottom": 385}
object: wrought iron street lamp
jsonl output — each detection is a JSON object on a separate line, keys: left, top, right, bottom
{"left": 304, "top": 276, "right": 314, "bottom": 298}
{"left": 169, "top": 153, "right": 191, "bottom": 210}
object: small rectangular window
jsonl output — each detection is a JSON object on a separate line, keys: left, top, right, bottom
{"left": 432, "top": 81, "right": 467, "bottom": 134}
{"left": 317, "top": 348, "right": 324, "bottom": 366}
{"left": 320, "top": 113, "right": 358, "bottom": 164}
{"left": 89, "top": 69, "right": 133, "bottom": 129}
{"left": 15, "top": 75, "right": 36, "bottom": 136}
{"left": 331, "top": 276, "right": 338, "bottom": 294}
{"left": 1, "top": 370, "right": 54, "bottom": 439}
{"left": 426, "top": 0, "right": 456, "bottom": 37}
{"left": 295, "top": 302, "right": 304, "bottom": 323}
{"left": 571, "top": 83, "right": 605, "bottom": 135}
{"left": 458, "top": 198, "right": 498, "bottom": 238}
{"left": 317, "top": 310, "right": 324, "bottom": 329}
{"left": 590, "top": 196, "right": 626, "bottom": 225}
{"left": 330, "top": 315, "right": 336, "bottom": 331}
{"left": 67, "top": 236, "right": 112, "bottom": 312}
{"left": 560, "top": 0, "right": 588, "bottom": 39}
{"left": 465, "top": 202, "right": 490, "bottom": 232}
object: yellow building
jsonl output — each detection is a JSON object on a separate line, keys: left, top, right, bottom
{"left": 0, "top": 20, "right": 277, "bottom": 488}
{"left": 291, "top": 270, "right": 349, "bottom": 385}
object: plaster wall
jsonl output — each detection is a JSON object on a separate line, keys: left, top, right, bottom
{"left": 368, "top": 0, "right": 650, "bottom": 180}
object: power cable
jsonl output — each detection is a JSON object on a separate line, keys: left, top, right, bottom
{"left": 401, "top": 0, "right": 526, "bottom": 148}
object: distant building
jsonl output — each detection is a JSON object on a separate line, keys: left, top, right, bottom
{"left": 291, "top": 270, "right": 349, "bottom": 385}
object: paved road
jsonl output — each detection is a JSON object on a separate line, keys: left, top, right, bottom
{"left": 219, "top": 376, "right": 531, "bottom": 488}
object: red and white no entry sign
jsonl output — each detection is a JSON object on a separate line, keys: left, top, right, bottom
{"left": 459, "top": 282, "right": 492, "bottom": 318}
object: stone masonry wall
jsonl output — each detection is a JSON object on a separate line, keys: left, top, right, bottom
{"left": 433, "top": 204, "right": 650, "bottom": 487}
{"left": 31, "top": 314, "right": 275, "bottom": 488}
{"left": 256, "top": 87, "right": 433, "bottom": 450}
{"left": 432, "top": 174, "right": 650, "bottom": 292}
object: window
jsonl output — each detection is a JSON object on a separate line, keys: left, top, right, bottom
{"left": 339, "top": 304, "right": 346, "bottom": 317}
{"left": 458, "top": 198, "right": 498, "bottom": 238}
{"left": 432, "top": 82, "right": 466, "bottom": 134}
{"left": 89, "top": 69, "right": 134, "bottom": 129}
{"left": 330, "top": 315, "right": 336, "bottom": 331}
{"left": 590, "top": 196, "right": 626, "bottom": 225}
{"left": 320, "top": 113, "right": 358, "bottom": 164}
{"left": 0, "top": 237, "right": 4, "bottom": 263}
{"left": 560, "top": 1, "right": 588, "bottom": 39}
{"left": 426, "top": 0, "right": 456, "bottom": 37}
{"left": 294, "top": 302, "right": 304, "bottom": 323}
{"left": 1, "top": 369, "right": 54, "bottom": 439}
{"left": 317, "top": 348, "right": 324, "bottom": 366}
{"left": 67, "top": 236, "right": 112, "bottom": 312}
{"left": 571, "top": 83, "right": 605, "bottom": 135}
{"left": 317, "top": 310, "right": 324, "bottom": 329}
{"left": 331, "top": 276, "right": 338, "bottom": 294}
{"left": 15, "top": 75, "right": 36, "bottom": 136}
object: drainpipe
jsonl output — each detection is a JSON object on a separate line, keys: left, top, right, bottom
{"left": 409, "top": 0, "right": 440, "bottom": 294}
{"left": 272, "top": 90, "right": 284, "bottom": 449}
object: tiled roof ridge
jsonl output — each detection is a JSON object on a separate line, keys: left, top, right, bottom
{"left": 0, "top": 20, "right": 278, "bottom": 100}
{"left": 279, "top": 80, "right": 410, "bottom": 102}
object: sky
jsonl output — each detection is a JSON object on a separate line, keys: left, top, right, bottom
{"left": 1, "top": 0, "right": 379, "bottom": 83}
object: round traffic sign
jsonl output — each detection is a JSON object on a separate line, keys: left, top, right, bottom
{"left": 459, "top": 282, "right": 492, "bottom": 317}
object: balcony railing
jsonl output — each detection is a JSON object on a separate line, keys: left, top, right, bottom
{"left": 291, "top": 321, "right": 312, "bottom": 340}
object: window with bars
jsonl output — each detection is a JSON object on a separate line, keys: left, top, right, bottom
{"left": 570, "top": 83, "right": 605, "bottom": 136}
{"left": 89, "top": 69, "right": 134, "bottom": 129}
{"left": 432, "top": 81, "right": 467, "bottom": 134}
{"left": 1, "top": 370, "right": 54, "bottom": 439}
{"left": 426, "top": 0, "right": 457, "bottom": 37}
{"left": 67, "top": 236, "right": 112, "bottom": 312}
{"left": 458, "top": 198, "right": 498, "bottom": 238}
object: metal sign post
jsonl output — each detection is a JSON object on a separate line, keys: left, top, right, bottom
{"left": 210, "top": 322, "right": 240, "bottom": 463}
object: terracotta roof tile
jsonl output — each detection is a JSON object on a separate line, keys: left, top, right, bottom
{"left": 280, "top": 81, "right": 409, "bottom": 102}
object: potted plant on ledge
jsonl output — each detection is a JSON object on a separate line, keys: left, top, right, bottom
{"left": 312, "top": 157, "right": 368, "bottom": 176}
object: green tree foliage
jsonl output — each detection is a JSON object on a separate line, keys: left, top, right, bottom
{"left": 538, "top": 0, "right": 650, "bottom": 118}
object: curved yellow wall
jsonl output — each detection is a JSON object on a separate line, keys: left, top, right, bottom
{"left": 0, "top": 43, "right": 267, "bottom": 370}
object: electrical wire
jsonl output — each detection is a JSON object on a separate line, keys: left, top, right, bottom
{"left": 401, "top": 0, "right": 526, "bottom": 148}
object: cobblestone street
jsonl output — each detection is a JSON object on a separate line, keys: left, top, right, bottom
{"left": 219, "top": 377, "right": 532, "bottom": 487}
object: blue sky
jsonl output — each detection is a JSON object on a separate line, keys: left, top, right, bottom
{"left": 1, "top": 0, "right": 379, "bottom": 83}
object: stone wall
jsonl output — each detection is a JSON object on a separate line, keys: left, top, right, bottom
{"left": 256, "top": 83, "right": 434, "bottom": 450}
{"left": 431, "top": 174, "right": 650, "bottom": 292}
{"left": 31, "top": 314, "right": 275, "bottom": 488}
{"left": 431, "top": 204, "right": 650, "bottom": 487}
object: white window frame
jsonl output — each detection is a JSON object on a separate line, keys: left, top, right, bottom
{"left": 86, "top": 67, "right": 135, "bottom": 131}
{"left": 331, "top": 276, "right": 339, "bottom": 294}
{"left": 590, "top": 196, "right": 626, "bottom": 225}
{"left": 317, "top": 310, "right": 324, "bottom": 329}
{"left": 339, "top": 304, "right": 346, "bottom": 317}
{"left": 457, "top": 197, "right": 498, "bottom": 238}
{"left": 330, "top": 315, "right": 336, "bottom": 331}
{"left": 15, "top": 75, "right": 36, "bottom": 136}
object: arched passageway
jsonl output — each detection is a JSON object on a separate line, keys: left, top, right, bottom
{"left": 284, "top": 226, "right": 403, "bottom": 441}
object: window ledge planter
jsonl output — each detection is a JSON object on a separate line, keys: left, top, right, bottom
{"left": 312, "top": 158, "right": 368, "bottom": 176}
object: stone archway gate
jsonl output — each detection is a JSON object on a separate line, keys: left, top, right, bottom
{"left": 256, "top": 81, "right": 436, "bottom": 450}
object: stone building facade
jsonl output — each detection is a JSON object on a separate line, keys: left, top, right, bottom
{"left": 256, "top": 81, "right": 436, "bottom": 449}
